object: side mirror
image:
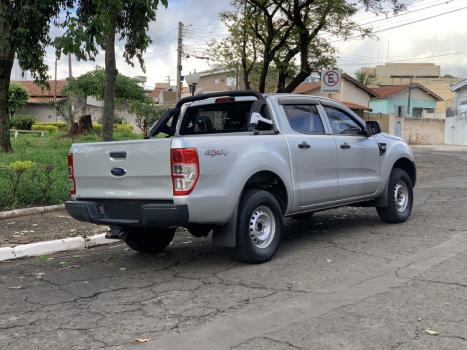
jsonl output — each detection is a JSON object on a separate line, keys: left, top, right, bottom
{"left": 249, "top": 112, "right": 273, "bottom": 130}
{"left": 365, "top": 120, "right": 381, "bottom": 136}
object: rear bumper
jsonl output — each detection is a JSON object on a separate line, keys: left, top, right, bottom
{"left": 65, "top": 200, "right": 189, "bottom": 227}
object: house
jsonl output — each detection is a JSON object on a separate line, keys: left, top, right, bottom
{"left": 146, "top": 82, "right": 178, "bottom": 105}
{"left": 360, "top": 63, "right": 461, "bottom": 117}
{"left": 197, "top": 68, "right": 243, "bottom": 92}
{"left": 14, "top": 80, "right": 68, "bottom": 122}
{"left": 370, "top": 84, "right": 443, "bottom": 118}
{"left": 450, "top": 79, "right": 467, "bottom": 116}
{"left": 293, "top": 73, "right": 377, "bottom": 115}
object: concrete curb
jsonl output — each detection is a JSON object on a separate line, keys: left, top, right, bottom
{"left": 0, "top": 204, "right": 65, "bottom": 220}
{"left": 0, "top": 233, "right": 120, "bottom": 262}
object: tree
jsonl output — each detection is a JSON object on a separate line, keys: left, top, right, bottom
{"left": 0, "top": 0, "right": 67, "bottom": 153}
{"left": 55, "top": 0, "right": 168, "bottom": 142}
{"left": 64, "top": 67, "right": 147, "bottom": 103}
{"left": 8, "top": 83, "right": 29, "bottom": 116}
{"left": 209, "top": 0, "right": 405, "bottom": 93}
{"left": 129, "top": 98, "right": 169, "bottom": 137}
{"left": 355, "top": 69, "right": 376, "bottom": 86}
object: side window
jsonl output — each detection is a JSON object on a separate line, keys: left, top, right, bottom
{"left": 284, "top": 104, "right": 325, "bottom": 134}
{"left": 324, "top": 106, "right": 363, "bottom": 135}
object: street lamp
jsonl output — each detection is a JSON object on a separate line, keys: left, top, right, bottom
{"left": 185, "top": 71, "right": 200, "bottom": 96}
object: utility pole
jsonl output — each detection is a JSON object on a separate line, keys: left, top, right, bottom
{"left": 176, "top": 21, "right": 183, "bottom": 101}
{"left": 68, "top": 53, "right": 72, "bottom": 80}
{"left": 407, "top": 75, "right": 413, "bottom": 118}
{"left": 54, "top": 58, "right": 58, "bottom": 105}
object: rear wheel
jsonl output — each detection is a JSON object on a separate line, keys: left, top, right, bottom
{"left": 376, "top": 168, "right": 413, "bottom": 223}
{"left": 123, "top": 228, "right": 175, "bottom": 254}
{"left": 232, "top": 190, "right": 283, "bottom": 263}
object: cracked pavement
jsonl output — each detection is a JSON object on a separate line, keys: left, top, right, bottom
{"left": 1, "top": 146, "right": 467, "bottom": 349}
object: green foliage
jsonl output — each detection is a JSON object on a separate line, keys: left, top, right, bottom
{"left": 209, "top": 0, "right": 405, "bottom": 93}
{"left": 0, "top": 1, "right": 68, "bottom": 152}
{"left": 32, "top": 124, "right": 59, "bottom": 132}
{"left": 0, "top": 160, "right": 35, "bottom": 205}
{"left": 55, "top": 1, "right": 168, "bottom": 70}
{"left": 63, "top": 68, "right": 147, "bottom": 102}
{"left": 129, "top": 99, "right": 169, "bottom": 136}
{"left": 8, "top": 83, "right": 29, "bottom": 116}
{"left": 10, "top": 115, "right": 36, "bottom": 130}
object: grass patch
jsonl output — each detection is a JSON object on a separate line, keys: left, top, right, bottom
{"left": 0, "top": 131, "right": 143, "bottom": 210}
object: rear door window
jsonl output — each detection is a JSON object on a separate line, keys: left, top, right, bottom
{"left": 179, "top": 101, "right": 254, "bottom": 135}
{"left": 284, "top": 104, "right": 325, "bottom": 134}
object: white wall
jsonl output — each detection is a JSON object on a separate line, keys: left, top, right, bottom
{"left": 446, "top": 116, "right": 467, "bottom": 145}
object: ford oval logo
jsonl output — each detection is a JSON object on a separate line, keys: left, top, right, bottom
{"left": 111, "top": 167, "right": 127, "bottom": 177}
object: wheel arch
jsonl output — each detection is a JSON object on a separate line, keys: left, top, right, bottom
{"left": 392, "top": 157, "right": 416, "bottom": 187}
{"left": 241, "top": 170, "right": 289, "bottom": 214}
{"left": 374, "top": 157, "right": 416, "bottom": 208}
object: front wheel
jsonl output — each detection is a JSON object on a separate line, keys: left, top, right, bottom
{"left": 123, "top": 228, "right": 175, "bottom": 254}
{"left": 376, "top": 168, "right": 413, "bottom": 223}
{"left": 232, "top": 190, "right": 283, "bottom": 263}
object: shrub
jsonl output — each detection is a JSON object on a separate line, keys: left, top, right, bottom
{"left": 32, "top": 124, "right": 59, "bottom": 132}
{"left": 93, "top": 123, "right": 102, "bottom": 133}
{"left": 114, "top": 124, "right": 134, "bottom": 133}
{"left": 0, "top": 160, "right": 36, "bottom": 206}
{"left": 10, "top": 115, "right": 35, "bottom": 130}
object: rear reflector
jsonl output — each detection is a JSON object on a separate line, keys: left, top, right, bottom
{"left": 67, "top": 153, "right": 76, "bottom": 195}
{"left": 171, "top": 148, "right": 200, "bottom": 196}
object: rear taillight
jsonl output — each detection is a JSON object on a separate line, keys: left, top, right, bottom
{"left": 171, "top": 148, "right": 199, "bottom": 196}
{"left": 67, "top": 153, "right": 76, "bottom": 195}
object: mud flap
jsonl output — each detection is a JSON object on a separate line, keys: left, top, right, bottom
{"left": 212, "top": 205, "right": 238, "bottom": 248}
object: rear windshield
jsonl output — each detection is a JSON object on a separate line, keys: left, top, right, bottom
{"left": 179, "top": 101, "right": 254, "bottom": 135}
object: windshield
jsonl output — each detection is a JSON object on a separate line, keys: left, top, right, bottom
{"left": 179, "top": 101, "right": 254, "bottom": 135}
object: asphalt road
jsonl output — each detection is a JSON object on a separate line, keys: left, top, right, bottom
{"left": 1, "top": 146, "right": 467, "bottom": 350}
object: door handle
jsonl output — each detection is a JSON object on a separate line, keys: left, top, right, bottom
{"left": 298, "top": 142, "right": 311, "bottom": 149}
{"left": 340, "top": 143, "right": 351, "bottom": 149}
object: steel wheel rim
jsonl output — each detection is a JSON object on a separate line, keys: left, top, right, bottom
{"left": 249, "top": 205, "right": 276, "bottom": 249}
{"left": 394, "top": 180, "right": 409, "bottom": 212}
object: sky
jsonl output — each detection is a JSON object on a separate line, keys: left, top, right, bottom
{"left": 10, "top": 0, "right": 467, "bottom": 89}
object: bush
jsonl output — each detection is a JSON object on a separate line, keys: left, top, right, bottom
{"left": 32, "top": 124, "right": 59, "bottom": 132}
{"left": 115, "top": 124, "right": 134, "bottom": 133}
{"left": 10, "top": 115, "right": 35, "bottom": 130}
{"left": 92, "top": 123, "right": 133, "bottom": 133}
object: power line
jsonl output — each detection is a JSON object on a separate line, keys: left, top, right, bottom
{"left": 331, "top": 5, "right": 467, "bottom": 43}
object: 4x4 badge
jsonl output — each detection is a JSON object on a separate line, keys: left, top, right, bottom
{"left": 205, "top": 149, "right": 228, "bottom": 157}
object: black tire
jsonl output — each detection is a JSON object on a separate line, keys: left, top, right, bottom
{"left": 123, "top": 228, "right": 175, "bottom": 254}
{"left": 376, "top": 168, "right": 413, "bottom": 223}
{"left": 290, "top": 212, "right": 314, "bottom": 220}
{"left": 232, "top": 190, "right": 283, "bottom": 263}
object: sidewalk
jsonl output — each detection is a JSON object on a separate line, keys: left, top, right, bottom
{"left": 0, "top": 209, "right": 105, "bottom": 248}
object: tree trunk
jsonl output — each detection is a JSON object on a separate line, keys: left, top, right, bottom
{"left": 78, "top": 114, "right": 93, "bottom": 134}
{"left": 0, "top": 0, "right": 14, "bottom": 153}
{"left": 102, "top": 19, "right": 116, "bottom": 141}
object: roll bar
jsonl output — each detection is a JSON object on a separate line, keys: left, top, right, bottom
{"left": 175, "top": 90, "right": 264, "bottom": 109}
{"left": 148, "top": 90, "right": 265, "bottom": 138}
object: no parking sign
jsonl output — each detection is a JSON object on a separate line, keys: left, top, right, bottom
{"left": 321, "top": 69, "right": 341, "bottom": 93}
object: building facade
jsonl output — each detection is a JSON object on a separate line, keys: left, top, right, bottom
{"left": 360, "top": 63, "right": 461, "bottom": 117}
{"left": 370, "top": 84, "right": 442, "bottom": 118}
{"left": 294, "top": 73, "right": 376, "bottom": 115}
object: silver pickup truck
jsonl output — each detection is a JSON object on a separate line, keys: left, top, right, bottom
{"left": 65, "top": 90, "right": 416, "bottom": 263}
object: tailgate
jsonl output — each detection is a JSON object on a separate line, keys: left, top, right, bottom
{"left": 71, "top": 138, "right": 173, "bottom": 200}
